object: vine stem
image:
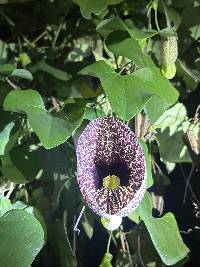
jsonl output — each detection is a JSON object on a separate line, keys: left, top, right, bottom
{"left": 31, "top": 30, "right": 47, "bottom": 46}
{"left": 155, "top": 7, "right": 160, "bottom": 32}
{"left": 137, "top": 233, "right": 146, "bottom": 267}
{"left": 52, "top": 18, "right": 65, "bottom": 49}
{"left": 5, "top": 182, "right": 14, "bottom": 198}
{"left": 183, "top": 164, "right": 196, "bottom": 204}
{"left": 6, "top": 78, "right": 19, "bottom": 90}
{"left": 123, "top": 232, "right": 132, "bottom": 266}
{"left": 106, "top": 231, "right": 112, "bottom": 253}
{"left": 179, "top": 164, "right": 200, "bottom": 206}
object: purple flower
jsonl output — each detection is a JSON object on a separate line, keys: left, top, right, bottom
{"left": 76, "top": 116, "right": 147, "bottom": 219}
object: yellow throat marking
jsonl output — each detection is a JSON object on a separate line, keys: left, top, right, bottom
{"left": 103, "top": 175, "right": 120, "bottom": 190}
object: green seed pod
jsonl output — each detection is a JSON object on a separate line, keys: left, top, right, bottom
{"left": 161, "top": 63, "right": 176, "bottom": 80}
{"left": 100, "top": 253, "right": 113, "bottom": 267}
{"left": 160, "top": 36, "right": 178, "bottom": 65}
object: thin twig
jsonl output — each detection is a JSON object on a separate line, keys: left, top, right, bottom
{"left": 31, "top": 30, "right": 47, "bottom": 46}
{"left": 5, "top": 182, "right": 14, "bottom": 198}
{"left": 147, "top": 6, "right": 152, "bottom": 30}
{"left": 154, "top": 7, "right": 160, "bottom": 32}
{"left": 114, "top": 55, "right": 119, "bottom": 72}
{"left": 52, "top": 19, "right": 65, "bottom": 48}
{"left": 120, "top": 235, "right": 126, "bottom": 252}
{"left": 6, "top": 78, "right": 19, "bottom": 89}
{"left": 119, "top": 61, "right": 133, "bottom": 75}
{"left": 183, "top": 164, "right": 195, "bottom": 203}
{"left": 179, "top": 164, "right": 200, "bottom": 206}
{"left": 152, "top": 158, "right": 162, "bottom": 175}
{"left": 123, "top": 232, "right": 133, "bottom": 266}
{"left": 137, "top": 233, "right": 146, "bottom": 267}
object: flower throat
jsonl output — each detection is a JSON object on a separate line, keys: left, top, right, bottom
{"left": 103, "top": 175, "right": 120, "bottom": 190}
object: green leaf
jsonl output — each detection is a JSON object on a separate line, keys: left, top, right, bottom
{"left": 58, "top": 78, "right": 102, "bottom": 99}
{"left": 0, "top": 209, "right": 44, "bottom": 267}
{"left": 1, "top": 145, "right": 41, "bottom": 183}
{"left": 134, "top": 68, "right": 179, "bottom": 122}
{"left": 144, "top": 96, "right": 171, "bottom": 122}
{"left": 24, "top": 206, "right": 47, "bottom": 244}
{"left": 30, "top": 61, "right": 71, "bottom": 81}
{"left": 103, "top": 22, "right": 158, "bottom": 69}
{"left": 0, "top": 82, "right": 12, "bottom": 106}
{"left": 155, "top": 103, "right": 191, "bottom": 163}
{"left": 125, "top": 19, "right": 157, "bottom": 40}
{"left": 19, "top": 53, "right": 31, "bottom": 67}
{"left": 32, "top": 72, "right": 101, "bottom": 99}
{"left": 30, "top": 188, "right": 50, "bottom": 221}
{"left": 106, "top": 30, "right": 147, "bottom": 67}
{"left": 176, "top": 59, "right": 199, "bottom": 92}
{"left": 0, "top": 64, "right": 15, "bottom": 76}
{"left": 106, "top": 30, "right": 151, "bottom": 68}
{"left": 83, "top": 107, "right": 106, "bottom": 121}
{"left": 3, "top": 90, "right": 86, "bottom": 148}
{"left": 182, "top": 6, "right": 200, "bottom": 40}
{"left": 139, "top": 140, "right": 153, "bottom": 188}
{"left": 97, "top": 16, "right": 128, "bottom": 37}
{"left": 128, "top": 211, "right": 140, "bottom": 224}
{"left": 159, "top": 27, "right": 177, "bottom": 38}
{"left": 82, "top": 220, "right": 94, "bottom": 240}
{"left": 0, "top": 111, "right": 19, "bottom": 156}
{"left": 41, "top": 145, "right": 72, "bottom": 210}
{"left": 81, "top": 61, "right": 179, "bottom": 121}
{"left": 0, "top": 119, "right": 14, "bottom": 155}
{"left": 2, "top": 124, "right": 21, "bottom": 155}
{"left": 102, "top": 74, "right": 154, "bottom": 121}
{"left": 105, "top": 31, "right": 179, "bottom": 121}
{"left": 0, "top": 197, "right": 12, "bottom": 217}
{"left": 97, "top": 16, "right": 157, "bottom": 40}
{"left": 130, "top": 192, "right": 189, "bottom": 265}
{"left": 100, "top": 253, "right": 113, "bottom": 267}
{"left": 7, "top": 200, "right": 47, "bottom": 244}
{"left": 71, "top": 0, "right": 122, "bottom": 19}
{"left": 162, "top": 3, "right": 182, "bottom": 30}
{"left": 133, "top": 67, "right": 178, "bottom": 100}
{"left": 11, "top": 69, "right": 33, "bottom": 81}
{"left": 80, "top": 61, "right": 154, "bottom": 121}
{"left": 3, "top": 89, "right": 45, "bottom": 113}
{"left": 126, "top": 226, "right": 163, "bottom": 266}
{"left": 29, "top": 102, "right": 85, "bottom": 148}
{"left": 49, "top": 218, "right": 77, "bottom": 267}
{"left": 52, "top": 177, "right": 69, "bottom": 210}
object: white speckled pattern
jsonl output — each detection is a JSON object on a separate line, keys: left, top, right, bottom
{"left": 76, "top": 116, "right": 147, "bottom": 218}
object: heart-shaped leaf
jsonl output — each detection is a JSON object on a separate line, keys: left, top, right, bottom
{"left": 0, "top": 209, "right": 44, "bottom": 267}
{"left": 3, "top": 90, "right": 86, "bottom": 148}
{"left": 129, "top": 192, "right": 189, "bottom": 265}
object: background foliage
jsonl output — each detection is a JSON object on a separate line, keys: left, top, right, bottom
{"left": 0, "top": 0, "right": 200, "bottom": 266}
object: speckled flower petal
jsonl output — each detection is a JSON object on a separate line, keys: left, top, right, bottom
{"left": 76, "top": 116, "right": 147, "bottom": 218}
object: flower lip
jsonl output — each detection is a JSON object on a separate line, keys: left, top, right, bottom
{"left": 76, "top": 116, "right": 147, "bottom": 218}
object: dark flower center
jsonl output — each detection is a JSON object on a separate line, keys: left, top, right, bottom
{"left": 95, "top": 161, "right": 130, "bottom": 189}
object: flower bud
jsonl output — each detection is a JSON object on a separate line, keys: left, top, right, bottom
{"left": 160, "top": 36, "right": 178, "bottom": 65}
{"left": 160, "top": 36, "right": 178, "bottom": 79}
